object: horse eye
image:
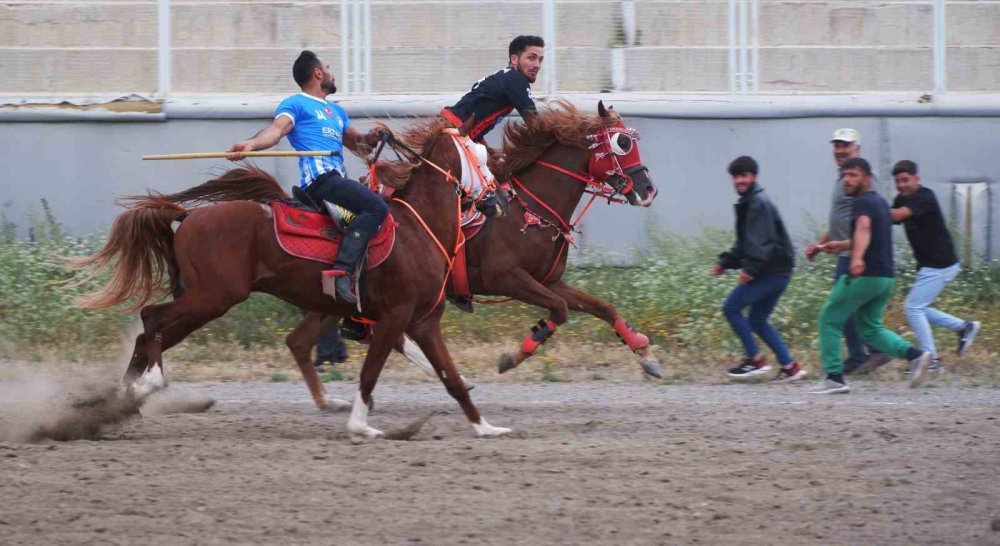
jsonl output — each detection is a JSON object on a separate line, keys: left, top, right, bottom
{"left": 614, "top": 133, "right": 633, "bottom": 154}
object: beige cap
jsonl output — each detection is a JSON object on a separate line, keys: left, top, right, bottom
{"left": 831, "top": 128, "right": 860, "bottom": 144}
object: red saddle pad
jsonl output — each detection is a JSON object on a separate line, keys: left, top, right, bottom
{"left": 271, "top": 201, "right": 396, "bottom": 267}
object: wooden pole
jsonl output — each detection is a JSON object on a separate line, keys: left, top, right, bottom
{"left": 142, "top": 151, "right": 338, "bottom": 160}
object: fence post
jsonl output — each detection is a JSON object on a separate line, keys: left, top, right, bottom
{"left": 158, "top": 0, "right": 171, "bottom": 101}
{"left": 542, "top": 0, "right": 557, "bottom": 95}
{"left": 933, "top": 0, "right": 946, "bottom": 95}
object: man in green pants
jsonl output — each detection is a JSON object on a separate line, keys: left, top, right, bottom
{"left": 809, "top": 157, "right": 932, "bottom": 394}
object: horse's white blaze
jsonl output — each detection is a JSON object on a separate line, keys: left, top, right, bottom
{"left": 472, "top": 418, "right": 511, "bottom": 438}
{"left": 346, "top": 390, "right": 383, "bottom": 438}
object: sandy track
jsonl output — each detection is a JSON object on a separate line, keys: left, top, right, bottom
{"left": 2, "top": 380, "right": 999, "bottom": 545}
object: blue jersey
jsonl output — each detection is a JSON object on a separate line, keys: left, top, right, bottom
{"left": 275, "top": 93, "right": 351, "bottom": 187}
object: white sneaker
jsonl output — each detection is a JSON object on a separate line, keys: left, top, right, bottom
{"left": 808, "top": 378, "right": 850, "bottom": 394}
{"left": 908, "top": 352, "right": 931, "bottom": 388}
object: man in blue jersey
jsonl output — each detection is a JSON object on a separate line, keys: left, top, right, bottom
{"left": 228, "top": 50, "right": 387, "bottom": 304}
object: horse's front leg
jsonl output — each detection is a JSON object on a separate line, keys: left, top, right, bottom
{"left": 406, "top": 313, "right": 507, "bottom": 437}
{"left": 489, "top": 269, "right": 569, "bottom": 374}
{"left": 547, "top": 280, "right": 663, "bottom": 379}
{"left": 286, "top": 312, "right": 351, "bottom": 412}
{"left": 347, "top": 304, "right": 414, "bottom": 439}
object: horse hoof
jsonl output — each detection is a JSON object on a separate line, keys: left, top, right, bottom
{"left": 322, "top": 398, "right": 352, "bottom": 413}
{"left": 497, "top": 352, "right": 518, "bottom": 374}
{"left": 348, "top": 425, "right": 384, "bottom": 439}
{"left": 473, "top": 418, "right": 511, "bottom": 438}
{"left": 640, "top": 358, "right": 664, "bottom": 379}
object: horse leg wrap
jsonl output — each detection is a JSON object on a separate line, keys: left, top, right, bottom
{"left": 613, "top": 318, "right": 649, "bottom": 352}
{"left": 520, "top": 319, "right": 557, "bottom": 355}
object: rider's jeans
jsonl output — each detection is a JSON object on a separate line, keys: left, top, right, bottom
{"left": 304, "top": 171, "right": 388, "bottom": 240}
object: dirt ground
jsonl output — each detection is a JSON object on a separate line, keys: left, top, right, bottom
{"left": 1, "top": 377, "right": 999, "bottom": 546}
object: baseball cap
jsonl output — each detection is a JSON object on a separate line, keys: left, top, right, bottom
{"left": 831, "top": 128, "right": 860, "bottom": 144}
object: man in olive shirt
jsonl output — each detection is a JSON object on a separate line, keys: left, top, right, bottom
{"left": 809, "top": 158, "right": 932, "bottom": 394}
{"left": 805, "top": 128, "right": 889, "bottom": 374}
{"left": 890, "top": 160, "right": 980, "bottom": 373}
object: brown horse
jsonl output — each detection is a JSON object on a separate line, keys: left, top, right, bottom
{"left": 71, "top": 117, "right": 510, "bottom": 438}
{"left": 289, "top": 100, "right": 662, "bottom": 408}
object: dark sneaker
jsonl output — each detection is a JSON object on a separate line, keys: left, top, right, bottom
{"left": 808, "top": 378, "right": 850, "bottom": 394}
{"left": 907, "top": 352, "right": 932, "bottom": 388}
{"left": 855, "top": 352, "right": 893, "bottom": 375}
{"left": 957, "top": 321, "right": 981, "bottom": 356}
{"left": 770, "top": 363, "right": 807, "bottom": 383}
{"left": 447, "top": 295, "right": 475, "bottom": 314}
{"left": 843, "top": 358, "right": 866, "bottom": 375}
{"left": 727, "top": 358, "right": 772, "bottom": 379}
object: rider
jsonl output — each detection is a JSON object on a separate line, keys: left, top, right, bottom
{"left": 441, "top": 35, "right": 544, "bottom": 311}
{"left": 441, "top": 35, "right": 544, "bottom": 144}
{"left": 228, "top": 50, "right": 387, "bottom": 305}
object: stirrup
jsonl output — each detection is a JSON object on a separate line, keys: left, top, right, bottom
{"left": 322, "top": 270, "right": 356, "bottom": 302}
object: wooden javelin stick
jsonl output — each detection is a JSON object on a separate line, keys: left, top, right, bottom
{"left": 142, "top": 150, "right": 339, "bottom": 160}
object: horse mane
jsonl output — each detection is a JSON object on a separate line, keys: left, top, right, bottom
{"left": 398, "top": 117, "right": 450, "bottom": 156}
{"left": 496, "top": 100, "right": 618, "bottom": 181}
{"left": 140, "top": 164, "right": 289, "bottom": 207}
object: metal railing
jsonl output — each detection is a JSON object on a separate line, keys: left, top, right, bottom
{"left": 0, "top": 0, "right": 996, "bottom": 101}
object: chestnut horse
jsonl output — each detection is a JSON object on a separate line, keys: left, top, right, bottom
{"left": 71, "top": 118, "right": 509, "bottom": 438}
{"left": 289, "top": 100, "right": 662, "bottom": 408}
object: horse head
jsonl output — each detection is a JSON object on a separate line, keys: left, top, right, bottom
{"left": 589, "top": 101, "right": 657, "bottom": 207}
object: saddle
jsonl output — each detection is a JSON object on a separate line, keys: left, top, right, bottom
{"left": 270, "top": 194, "right": 396, "bottom": 269}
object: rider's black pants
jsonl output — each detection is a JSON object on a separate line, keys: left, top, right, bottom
{"left": 304, "top": 171, "right": 388, "bottom": 241}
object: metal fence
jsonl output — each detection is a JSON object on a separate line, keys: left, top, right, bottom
{"left": 1, "top": 0, "right": 998, "bottom": 100}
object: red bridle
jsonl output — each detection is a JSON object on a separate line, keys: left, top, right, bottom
{"left": 505, "top": 122, "right": 648, "bottom": 285}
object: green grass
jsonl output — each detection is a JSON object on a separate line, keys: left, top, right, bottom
{"left": 3, "top": 206, "right": 1000, "bottom": 384}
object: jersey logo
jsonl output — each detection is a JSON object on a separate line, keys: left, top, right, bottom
{"left": 316, "top": 110, "right": 327, "bottom": 120}
{"left": 324, "top": 106, "right": 333, "bottom": 116}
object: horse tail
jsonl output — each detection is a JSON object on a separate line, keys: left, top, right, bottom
{"left": 144, "top": 163, "right": 289, "bottom": 207}
{"left": 68, "top": 197, "right": 188, "bottom": 311}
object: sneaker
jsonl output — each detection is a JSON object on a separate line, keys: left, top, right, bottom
{"left": 855, "top": 352, "right": 893, "bottom": 375}
{"left": 808, "top": 378, "right": 850, "bottom": 394}
{"left": 928, "top": 358, "right": 945, "bottom": 375}
{"left": 771, "top": 363, "right": 808, "bottom": 383}
{"left": 957, "top": 321, "right": 981, "bottom": 356}
{"left": 907, "top": 351, "right": 932, "bottom": 388}
{"left": 842, "top": 358, "right": 866, "bottom": 375}
{"left": 727, "top": 358, "right": 772, "bottom": 378}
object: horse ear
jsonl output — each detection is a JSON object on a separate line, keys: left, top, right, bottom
{"left": 597, "top": 100, "right": 609, "bottom": 118}
{"left": 459, "top": 113, "right": 477, "bottom": 138}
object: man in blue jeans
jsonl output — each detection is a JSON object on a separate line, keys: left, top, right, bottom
{"left": 714, "top": 156, "right": 806, "bottom": 382}
{"left": 804, "top": 128, "right": 890, "bottom": 374}
{"left": 890, "top": 160, "right": 980, "bottom": 374}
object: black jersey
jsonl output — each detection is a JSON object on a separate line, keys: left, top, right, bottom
{"left": 443, "top": 67, "right": 537, "bottom": 141}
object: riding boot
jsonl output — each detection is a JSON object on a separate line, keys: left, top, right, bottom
{"left": 330, "top": 229, "right": 372, "bottom": 304}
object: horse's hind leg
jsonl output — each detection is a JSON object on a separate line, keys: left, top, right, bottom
{"left": 125, "top": 292, "right": 243, "bottom": 402}
{"left": 347, "top": 305, "right": 414, "bottom": 439}
{"left": 407, "top": 314, "right": 509, "bottom": 437}
{"left": 286, "top": 312, "right": 350, "bottom": 411}
{"left": 488, "top": 269, "right": 569, "bottom": 374}
{"left": 547, "top": 280, "right": 663, "bottom": 379}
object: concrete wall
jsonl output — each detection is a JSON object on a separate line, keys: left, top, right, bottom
{"left": 3, "top": 114, "right": 998, "bottom": 262}
{"left": 2, "top": 0, "right": 999, "bottom": 94}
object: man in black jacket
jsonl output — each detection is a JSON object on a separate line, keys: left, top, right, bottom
{"left": 714, "top": 156, "right": 806, "bottom": 381}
